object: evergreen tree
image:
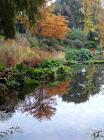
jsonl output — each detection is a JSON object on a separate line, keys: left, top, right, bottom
{"left": 0, "top": 0, "right": 45, "bottom": 39}
{"left": 55, "top": 0, "right": 83, "bottom": 28}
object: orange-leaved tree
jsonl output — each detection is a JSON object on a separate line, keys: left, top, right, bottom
{"left": 36, "top": 7, "right": 69, "bottom": 40}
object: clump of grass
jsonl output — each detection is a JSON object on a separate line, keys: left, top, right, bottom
{"left": 0, "top": 38, "right": 65, "bottom": 67}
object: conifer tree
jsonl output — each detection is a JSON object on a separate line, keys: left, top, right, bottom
{"left": 0, "top": 0, "right": 45, "bottom": 39}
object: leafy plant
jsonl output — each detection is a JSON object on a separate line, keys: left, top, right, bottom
{"left": 0, "top": 63, "right": 6, "bottom": 71}
{"left": 76, "top": 48, "right": 93, "bottom": 61}
{"left": 65, "top": 48, "right": 78, "bottom": 61}
{"left": 85, "top": 41, "right": 97, "bottom": 49}
{"left": 73, "top": 39, "right": 84, "bottom": 48}
{"left": 68, "top": 29, "right": 86, "bottom": 41}
{"left": 26, "top": 67, "right": 56, "bottom": 81}
{"left": 38, "top": 59, "right": 61, "bottom": 68}
{"left": 56, "top": 66, "right": 71, "bottom": 80}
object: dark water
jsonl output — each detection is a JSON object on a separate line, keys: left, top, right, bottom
{"left": 0, "top": 65, "right": 104, "bottom": 140}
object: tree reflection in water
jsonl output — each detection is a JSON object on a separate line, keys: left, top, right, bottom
{"left": 19, "top": 87, "right": 56, "bottom": 121}
{"left": 62, "top": 65, "right": 104, "bottom": 104}
{"left": 90, "top": 130, "right": 104, "bottom": 139}
{"left": 0, "top": 90, "right": 19, "bottom": 121}
{"left": 0, "top": 65, "right": 104, "bottom": 121}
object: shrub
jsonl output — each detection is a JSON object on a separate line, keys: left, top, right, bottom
{"left": 64, "top": 39, "right": 73, "bottom": 46}
{"left": 0, "top": 63, "right": 6, "bottom": 71}
{"left": 65, "top": 48, "right": 78, "bottom": 61}
{"left": 87, "top": 31, "right": 99, "bottom": 44}
{"left": 26, "top": 68, "right": 56, "bottom": 81}
{"left": 28, "top": 36, "right": 42, "bottom": 48}
{"left": 76, "top": 48, "right": 93, "bottom": 61}
{"left": 68, "top": 29, "right": 86, "bottom": 41}
{"left": 56, "top": 66, "right": 71, "bottom": 80}
{"left": 85, "top": 41, "right": 97, "bottom": 49}
{"left": 38, "top": 59, "right": 61, "bottom": 68}
{"left": 73, "top": 39, "right": 84, "bottom": 48}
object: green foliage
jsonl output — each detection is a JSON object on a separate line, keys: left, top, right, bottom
{"left": 0, "top": 0, "right": 16, "bottom": 39}
{"left": 15, "top": 64, "right": 24, "bottom": 72}
{"left": 76, "top": 49, "right": 93, "bottom": 61}
{"left": 56, "top": 66, "right": 71, "bottom": 80}
{"left": 28, "top": 36, "right": 41, "bottom": 48}
{"left": 6, "top": 62, "right": 72, "bottom": 87}
{"left": 38, "top": 59, "right": 61, "bottom": 68}
{"left": 87, "top": 31, "right": 99, "bottom": 43}
{"left": 65, "top": 48, "right": 78, "bottom": 61}
{"left": 33, "top": 68, "right": 56, "bottom": 81}
{"left": 0, "top": 0, "right": 45, "bottom": 38}
{"left": 0, "top": 63, "right": 6, "bottom": 72}
{"left": 85, "top": 41, "right": 97, "bottom": 49}
{"left": 68, "top": 29, "right": 86, "bottom": 41}
{"left": 73, "top": 39, "right": 84, "bottom": 48}
{"left": 55, "top": 0, "right": 83, "bottom": 28}
{"left": 65, "top": 47, "right": 93, "bottom": 61}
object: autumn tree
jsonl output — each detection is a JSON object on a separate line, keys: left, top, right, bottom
{"left": 83, "top": 0, "right": 95, "bottom": 32}
{"left": 36, "top": 7, "right": 69, "bottom": 40}
{"left": 82, "top": 0, "right": 104, "bottom": 48}
{"left": 97, "top": 8, "right": 104, "bottom": 47}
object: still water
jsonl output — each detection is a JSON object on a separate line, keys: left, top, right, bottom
{"left": 0, "top": 65, "right": 104, "bottom": 140}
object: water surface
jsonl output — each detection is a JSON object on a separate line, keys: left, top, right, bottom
{"left": 0, "top": 65, "right": 104, "bottom": 140}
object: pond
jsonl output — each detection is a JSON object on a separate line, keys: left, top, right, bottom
{"left": 0, "top": 65, "right": 104, "bottom": 140}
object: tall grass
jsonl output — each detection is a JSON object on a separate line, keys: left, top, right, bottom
{"left": 0, "top": 39, "right": 65, "bottom": 67}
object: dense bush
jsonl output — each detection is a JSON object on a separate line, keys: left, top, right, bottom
{"left": 73, "top": 39, "right": 84, "bottom": 48}
{"left": 56, "top": 66, "right": 71, "bottom": 80}
{"left": 28, "top": 36, "right": 41, "bottom": 48}
{"left": 76, "top": 49, "right": 93, "bottom": 61}
{"left": 87, "top": 31, "right": 99, "bottom": 44}
{"left": 38, "top": 59, "right": 61, "bottom": 68}
{"left": 17, "top": 65, "right": 56, "bottom": 81}
{"left": 33, "top": 68, "right": 55, "bottom": 81}
{"left": 7, "top": 63, "right": 72, "bottom": 87}
{"left": 65, "top": 48, "right": 78, "bottom": 61}
{"left": 0, "top": 63, "right": 6, "bottom": 72}
{"left": 68, "top": 29, "right": 86, "bottom": 41}
{"left": 85, "top": 41, "right": 97, "bottom": 49}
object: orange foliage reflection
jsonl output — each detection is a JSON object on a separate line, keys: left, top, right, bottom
{"left": 19, "top": 88, "right": 56, "bottom": 120}
{"left": 46, "top": 81, "right": 71, "bottom": 96}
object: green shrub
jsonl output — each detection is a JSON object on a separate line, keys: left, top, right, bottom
{"left": 41, "top": 38, "right": 64, "bottom": 51}
{"left": 85, "top": 41, "right": 97, "bottom": 49}
{"left": 0, "top": 63, "right": 6, "bottom": 71}
{"left": 65, "top": 48, "right": 78, "bottom": 61}
{"left": 28, "top": 36, "right": 41, "bottom": 48}
{"left": 64, "top": 39, "right": 73, "bottom": 46}
{"left": 15, "top": 64, "right": 24, "bottom": 72}
{"left": 73, "top": 39, "right": 84, "bottom": 48}
{"left": 38, "top": 59, "right": 61, "bottom": 68}
{"left": 68, "top": 29, "right": 86, "bottom": 41}
{"left": 26, "top": 68, "right": 56, "bottom": 81}
{"left": 87, "top": 31, "right": 99, "bottom": 44}
{"left": 56, "top": 66, "right": 71, "bottom": 80}
{"left": 76, "top": 48, "right": 93, "bottom": 61}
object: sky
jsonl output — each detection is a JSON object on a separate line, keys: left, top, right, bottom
{"left": 48, "top": 0, "right": 56, "bottom": 5}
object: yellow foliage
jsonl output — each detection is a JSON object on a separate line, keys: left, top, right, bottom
{"left": 83, "top": 0, "right": 95, "bottom": 32}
